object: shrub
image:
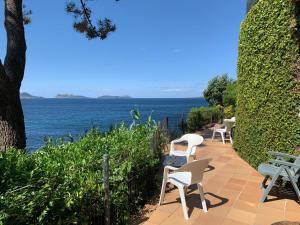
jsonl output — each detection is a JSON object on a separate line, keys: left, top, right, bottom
{"left": 235, "top": 0, "right": 300, "bottom": 168}
{"left": 223, "top": 81, "right": 237, "bottom": 107}
{"left": 203, "top": 74, "right": 233, "bottom": 106}
{"left": 223, "top": 105, "right": 235, "bottom": 119}
{"left": 0, "top": 120, "right": 166, "bottom": 225}
{"left": 187, "top": 106, "right": 222, "bottom": 132}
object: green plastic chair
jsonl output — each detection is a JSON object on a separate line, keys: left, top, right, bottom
{"left": 258, "top": 152, "right": 300, "bottom": 202}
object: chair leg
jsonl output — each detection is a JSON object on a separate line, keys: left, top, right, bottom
{"left": 191, "top": 155, "right": 197, "bottom": 161}
{"left": 220, "top": 132, "right": 225, "bottom": 144}
{"left": 186, "top": 155, "right": 191, "bottom": 164}
{"left": 229, "top": 131, "right": 233, "bottom": 144}
{"left": 285, "top": 168, "right": 300, "bottom": 201}
{"left": 159, "top": 178, "right": 167, "bottom": 205}
{"left": 184, "top": 186, "right": 188, "bottom": 196}
{"left": 260, "top": 166, "right": 283, "bottom": 202}
{"left": 260, "top": 176, "right": 269, "bottom": 189}
{"left": 179, "top": 187, "right": 189, "bottom": 220}
{"left": 197, "top": 183, "right": 208, "bottom": 213}
{"left": 211, "top": 131, "right": 215, "bottom": 142}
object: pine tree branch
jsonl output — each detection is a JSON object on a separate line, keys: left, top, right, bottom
{"left": 79, "top": 0, "right": 97, "bottom": 35}
{"left": 66, "top": 0, "right": 117, "bottom": 40}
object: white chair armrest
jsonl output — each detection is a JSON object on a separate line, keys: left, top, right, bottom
{"left": 171, "top": 137, "right": 185, "bottom": 144}
{"left": 163, "top": 165, "right": 180, "bottom": 180}
{"left": 165, "top": 165, "right": 180, "bottom": 171}
{"left": 170, "top": 138, "right": 185, "bottom": 155}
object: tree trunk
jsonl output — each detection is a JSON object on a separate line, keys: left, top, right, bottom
{"left": 0, "top": 0, "right": 26, "bottom": 151}
{"left": 0, "top": 88, "right": 26, "bottom": 151}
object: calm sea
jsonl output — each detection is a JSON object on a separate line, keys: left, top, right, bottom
{"left": 22, "top": 98, "right": 207, "bottom": 150}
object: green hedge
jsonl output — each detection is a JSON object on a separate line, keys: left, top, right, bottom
{"left": 0, "top": 122, "right": 166, "bottom": 225}
{"left": 235, "top": 0, "right": 300, "bottom": 168}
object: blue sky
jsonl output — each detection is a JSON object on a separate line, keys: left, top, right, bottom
{"left": 0, "top": 0, "right": 246, "bottom": 98}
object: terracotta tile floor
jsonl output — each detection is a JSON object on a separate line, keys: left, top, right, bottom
{"left": 141, "top": 134, "right": 300, "bottom": 225}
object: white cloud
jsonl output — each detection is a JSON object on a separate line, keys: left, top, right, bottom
{"left": 161, "top": 88, "right": 184, "bottom": 92}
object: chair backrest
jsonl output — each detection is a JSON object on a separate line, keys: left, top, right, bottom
{"left": 180, "top": 134, "right": 204, "bottom": 155}
{"left": 177, "top": 158, "right": 212, "bottom": 184}
{"left": 292, "top": 155, "right": 300, "bottom": 178}
{"left": 223, "top": 121, "right": 235, "bottom": 132}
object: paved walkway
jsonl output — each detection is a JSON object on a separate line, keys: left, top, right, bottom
{"left": 142, "top": 134, "right": 300, "bottom": 225}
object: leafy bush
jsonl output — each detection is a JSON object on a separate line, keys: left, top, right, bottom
{"left": 203, "top": 74, "right": 233, "bottom": 106}
{"left": 223, "top": 81, "right": 237, "bottom": 107}
{"left": 235, "top": 0, "right": 300, "bottom": 168}
{"left": 0, "top": 120, "right": 166, "bottom": 225}
{"left": 223, "top": 105, "right": 235, "bottom": 119}
{"left": 187, "top": 106, "right": 222, "bottom": 132}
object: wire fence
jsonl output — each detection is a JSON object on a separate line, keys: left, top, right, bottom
{"left": 159, "top": 113, "right": 187, "bottom": 139}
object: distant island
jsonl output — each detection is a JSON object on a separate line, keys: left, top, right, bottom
{"left": 20, "top": 92, "right": 43, "bottom": 99}
{"left": 55, "top": 94, "right": 91, "bottom": 99}
{"left": 21, "top": 93, "right": 134, "bottom": 99}
{"left": 97, "top": 95, "right": 132, "bottom": 99}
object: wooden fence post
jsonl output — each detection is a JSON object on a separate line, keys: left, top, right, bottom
{"left": 166, "top": 117, "right": 169, "bottom": 130}
{"left": 103, "top": 154, "right": 110, "bottom": 225}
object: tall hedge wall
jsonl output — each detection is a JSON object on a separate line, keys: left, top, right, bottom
{"left": 235, "top": 0, "right": 300, "bottom": 168}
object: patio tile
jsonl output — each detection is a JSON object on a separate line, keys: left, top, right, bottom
{"left": 227, "top": 208, "right": 256, "bottom": 225}
{"left": 248, "top": 176, "right": 263, "bottom": 182}
{"left": 254, "top": 213, "right": 285, "bottom": 225}
{"left": 285, "top": 211, "right": 300, "bottom": 221}
{"left": 172, "top": 198, "right": 208, "bottom": 220}
{"left": 219, "top": 188, "right": 241, "bottom": 198}
{"left": 193, "top": 214, "right": 224, "bottom": 225}
{"left": 217, "top": 189, "right": 240, "bottom": 207}
{"left": 215, "top": 156, "right": 232, "bottom": 162}
{"left": 205, "top": 191, "right": 230, "bottom": 208}
{"left": 142, "top": 222, "right": 158, "bottom": 225}
{"left": 208, "top": 205, "right": 231, "bottom": 218}
{"left": 242, "top": 184, "right": 260, "bottom": 194}
{"left": 222, "top": 218, "right": 249, "bottom": 225}
{"left": 285, "top": 200, "right": 300, "bottom": 213}
{"left": 158, "top": 201, "right": 180, "bottom": 214}
{"left": 233, "top": 200, "right": 258, "bottom": 213}
{"left": 160, "top": 215, "right": 196, "bottom": 225}
{"left": 238, "top": 192, "right": 261, "bottom": 204}
{"left": 223, "top": 182, "right": 245, "bottom": 192}
{"left": 228, "top": 178, "right": 247, "bottom": 186}
{"left": 203, "top": 181, "right": 224, "bottom": 194}
{"left": 163, "top": 190, "right": 180, "bottom": 202}
{"left": 146, "top": 210, "right": 170, "bottom": 225}
{"left": 258, "top": 199, "right": 286, "bottom": 210}
{"left": 246, "top": 181, "right": 261, "bottom": 188}
{"left": 231, "top": 173, "right": 251, "bottom": 181}
{"left": 257, "top": 205, "right": 285, "bottom": 218}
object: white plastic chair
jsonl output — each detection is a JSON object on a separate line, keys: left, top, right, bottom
{"left": 224, "top": 116, "right": 236, "bottom": 122}
{"left": 170, "top": 134, "right": 204, "bottom": 163}
{"left": 211, "top": 120, "right": 235, "bottom": 144}
{"left": 159, "top": 158, "right": 212, "bottom": 220}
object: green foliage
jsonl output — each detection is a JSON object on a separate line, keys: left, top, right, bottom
{"left": 0, "top": 120, "right": 166, "bottom": 225}
{"left": 65, "top": 1, "right": 117, "bottom": 40}
{"left": 223, "top": 81, "right": 237, "bottom": 107}
{"left": 187, "top": 106, "right": 223, "bottom": 132}
{"left": 235, "top": 0, "right": 300, "bottom": 168}
{"left": 223, "top": 105, "right": 235, "bottom": 119}
{"left": 203, "top": 74, "right": 233, "bottom": 106}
